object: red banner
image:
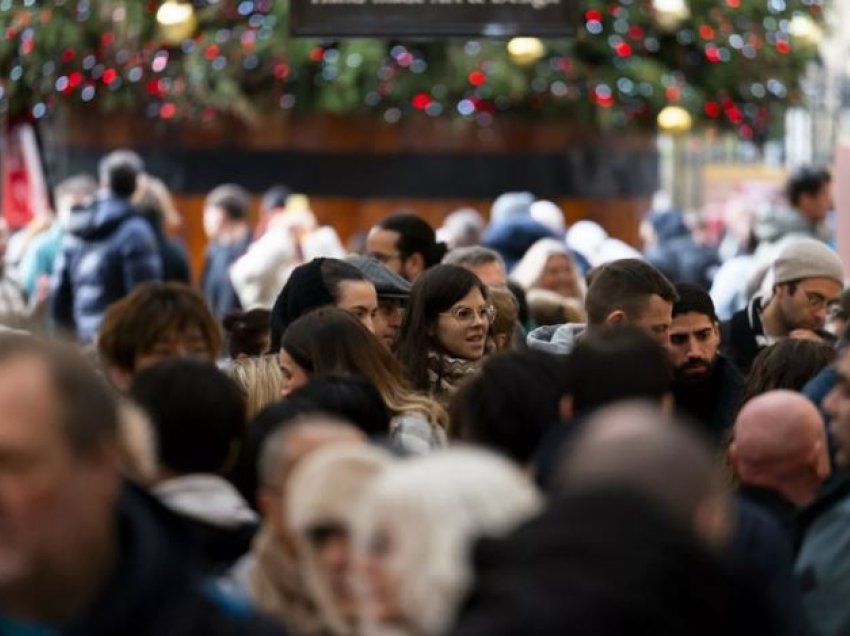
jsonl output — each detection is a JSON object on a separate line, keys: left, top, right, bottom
{"left": 1, "top": 123, "right": 49, "bottom": 230}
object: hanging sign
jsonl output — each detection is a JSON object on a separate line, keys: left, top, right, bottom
{"left": 290, "top": 0, "right": 581, "bottom": 37}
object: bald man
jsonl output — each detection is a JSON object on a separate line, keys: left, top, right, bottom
{"left": 730, "top": 390, "right": 830, "bottom": 544}
{"left": 229, "top": 417, "right": 365, "bottom": 634}
{"left": 556, "top": 401, "right": 731, "bottom": 547}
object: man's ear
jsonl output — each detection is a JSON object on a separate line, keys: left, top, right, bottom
{"left": 604, "top": 309, "right": 627, "bottom": 326}
{"left": 727, "top": 441, "right": 739, "bottom": 469}
{"left": 811, "top": 440, "right": 831, "bottom": 481}
{"left": 404, "top": 252, "right": 426, "bottom": 282}
{"left": 108, "top": 366, "right": 134, "bottom": 393}
{"left": 559, "top": 394, "right": 574, "bottom": 422}
{"left": 713, "top": 320, "right": 722, "bottom": 345}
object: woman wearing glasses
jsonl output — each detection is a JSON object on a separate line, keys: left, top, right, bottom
{"left": 396, "top": 264, "right": 494, "bottom": 408}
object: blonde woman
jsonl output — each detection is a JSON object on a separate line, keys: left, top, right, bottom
{"left": 222, "top": 355, "right": 284, "bottom": 420}
{"left": 511, "top": 238, "right": 585, "bottom": 302}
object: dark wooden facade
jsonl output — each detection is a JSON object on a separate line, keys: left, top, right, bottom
{"left": 44, "top": 107, "right": 657, "bottom": 277}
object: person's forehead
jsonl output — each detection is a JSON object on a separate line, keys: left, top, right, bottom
{"left": 339, "top": 280, "right": 377, "bottom": 302}
{"left": 152, "top": 325, "right": 205, "bottom": 344}
{"left": 670, "top": 312, "right": 715, "bottom": 333}
{"left": 368, "top": 227, "right": 400, "bottom": 246}
{"left": 283, "top": 430, "right": 364, "bottom": 476}
{"left": 469, "top": 261, "right": 506, "bottom": 286}
{"left": 638, "top": 294, "right": 673, "bottom": 318}
{"left": 545, "top": 253, "right": 571, "bottom": 267}
{"left": 799, "top": 277, "right": 843, "bottom": 298}
{"left": 0, "top": 356, "right": 60, "bottom": 443}
{"left": 450, "top": 288, "right": 486, "bottom": 307}
{"left": 471, "top": 260, "right": 504, "bottom": 273}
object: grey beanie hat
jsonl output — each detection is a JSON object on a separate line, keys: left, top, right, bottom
{"left": 345, "top": 255, "right": 412, "bottom": 300}
{"left": 772, "top": 238, "right": 845, "bottom": 287}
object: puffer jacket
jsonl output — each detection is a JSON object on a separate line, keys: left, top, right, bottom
{"left": 51, "top": 195, "right": 162, "bottom": 342}
{"left": 644, "top": 211, "right": 719, "bottom": 289}
{"left": 484, "top": 217, "right": 555, "bottom": 271}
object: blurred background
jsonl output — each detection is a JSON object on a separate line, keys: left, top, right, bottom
{"left": 0, "top": 0, "right": 845, "bottom": 276}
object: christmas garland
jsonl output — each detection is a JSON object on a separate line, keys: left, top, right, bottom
{"left": 0, "top": 0, "right": 825, "bottom": 140}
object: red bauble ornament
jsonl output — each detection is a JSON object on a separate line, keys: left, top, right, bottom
{"left": 412, "top": 93, "right": 432, "bottom": 109}
{"left": 468, "top": 70, "right": 486, "bottom": 87}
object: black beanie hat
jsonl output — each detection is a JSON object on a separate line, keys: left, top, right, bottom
{"left": 270, "top": 258, "right": 334, "bottom": 352}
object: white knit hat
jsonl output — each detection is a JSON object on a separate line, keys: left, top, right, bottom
{"left": 772, "top": 238, "right": 844, "bottom": 286}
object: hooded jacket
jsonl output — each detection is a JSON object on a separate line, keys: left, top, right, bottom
{"left": 51, "top": 195, "right": 162, "bottom": 342}
{"left": 483, "top": 217, "right": 555, "bottom": 272}
{"left": 644, "top": 211, "right": 718, "bottom": 289}
{"left": 154, "top": 474, "right": 260, "bottom": 573}
{"left": 526, "top": 323, "right": 586, "bottom": 355}
{"left": 721, "top": 295, "right": 771, "bottom": 374}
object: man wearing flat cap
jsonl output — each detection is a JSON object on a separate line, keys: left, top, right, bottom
{"left": 722, "top": 238, "right": 845, "bottom": 373}
{"left": 346, "top": 255, "right": 411, "bottom": 350}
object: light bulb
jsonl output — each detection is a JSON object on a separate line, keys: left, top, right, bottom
{"left": 507, "top": 38, "right": 545, "bottom": 66}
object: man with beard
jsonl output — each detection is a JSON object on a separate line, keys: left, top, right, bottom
{"left": 668, "top": 283, "right": 744, "bottom": 444}
{"left": 722, "top": 238, "right": 844, "bottom": 373}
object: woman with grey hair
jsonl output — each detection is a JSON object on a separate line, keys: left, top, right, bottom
{"left": 353, "top": 448, "right": 541, "bottom": 636}
{"left": 510, "top": 238, "right": 586, "bottom": 303}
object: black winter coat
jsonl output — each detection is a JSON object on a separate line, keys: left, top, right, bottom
{"left": 51, "top": 195, "right": 162, "bottom": 341}
{"left": 56, "top": 486, "right": 284, "bottom": 636}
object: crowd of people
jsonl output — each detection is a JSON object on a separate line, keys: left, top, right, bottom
{"left": 0, "top": 149, "right": 848, "bottom": 635}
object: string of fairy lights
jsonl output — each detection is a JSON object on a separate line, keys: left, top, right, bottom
{"left": 0, "top": 0, "right": 826, "bottom": 139}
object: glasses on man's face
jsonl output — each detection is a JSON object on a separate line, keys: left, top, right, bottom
{"left": 801, "top": 289, "right": 838, "bottom": 312}
{"left": 378, "top": 299, "right": 405, "bottom": 316}
{"left": 440, "top": 304, "right": 497, "bottom": 324}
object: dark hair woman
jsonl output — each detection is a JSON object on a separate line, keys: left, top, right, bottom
{"left": 280, "top": 307, "right": 447, "bottom": 454}
{"left": 740, "top": 338, "right": 836, "bottom": 406}
{"left": 269, "top": 258, "right": 378, "bottom": 352}
{"left": 396, "top": 264, "right": 492, "bottom": 406}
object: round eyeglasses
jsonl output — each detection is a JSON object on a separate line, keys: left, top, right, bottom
{"left": 440, "top": 304, "right": 497, "bottom": 324}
